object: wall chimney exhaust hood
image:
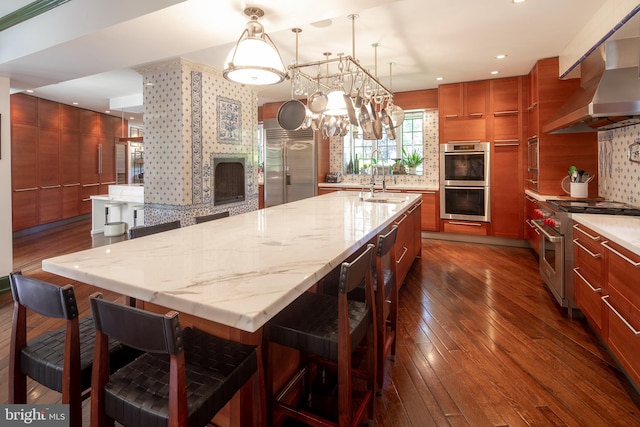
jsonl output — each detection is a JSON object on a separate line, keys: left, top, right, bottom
{"left": 543, "top": 36, "right": 640, "bottom": 134}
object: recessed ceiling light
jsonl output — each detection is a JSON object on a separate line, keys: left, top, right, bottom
{"left": 496, "top": 54, "right": 507, "bottom": 59}
{"left": 491, "top": 71, "right": 499, "bottom": 75}
{"left": 105, "top": 110, "right": 111, "bottom": 114}
{"left": 512, "top": 0, "right": 525, "bottom": 3}
{"left": 72, "top": 102, "right": 79, "bottom": 105}
{"left": 436, "top": 77, "right": 444, "bottom": 81}
{"left": 129, "top": 117, "right": 135, "bottom": 120}
{"left": 25, "top": 89, "right": 34, "bottom": 93}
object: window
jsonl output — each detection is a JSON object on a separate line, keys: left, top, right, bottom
{"left": 343, "top": 110, "right": 424, "bottom": 175}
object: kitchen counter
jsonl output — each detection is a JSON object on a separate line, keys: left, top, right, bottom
{"left": 43, "top": 191, "right": 421, "bottom": 333}
{"left": 572, "top": 213, "right": 640, "bottom": 256}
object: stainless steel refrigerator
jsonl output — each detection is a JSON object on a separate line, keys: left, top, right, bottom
{"left": 263, "top": 118, "right": 317, "bottom": 207}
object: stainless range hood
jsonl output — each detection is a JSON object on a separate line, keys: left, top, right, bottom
{"left": 543, "top": 36, "right": 640, "bottom": 134}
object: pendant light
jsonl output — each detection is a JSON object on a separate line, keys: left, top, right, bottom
{"left": 223, "top": 7, "right": 287, "bottom": 85}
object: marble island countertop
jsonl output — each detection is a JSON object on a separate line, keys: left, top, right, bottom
{"left": 319, "top": 182, "right": 439, "bottom": 191}
{"left": 572, "top": 214, "right": 640, "bottom": 256}
{"left": 43, "top": 191, "right": 421, "bottom": 333}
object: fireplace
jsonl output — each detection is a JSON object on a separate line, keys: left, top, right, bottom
{"left": 213, "top": 157, "right": 245, "bottom": 205}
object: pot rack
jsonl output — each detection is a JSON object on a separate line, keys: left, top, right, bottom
{"left": 287, "top": 14, "right": 395, "bottom": 116}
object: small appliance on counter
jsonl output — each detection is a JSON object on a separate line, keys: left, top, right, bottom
{"left": 325, "top": 172, "right": 343, "bottom": 183}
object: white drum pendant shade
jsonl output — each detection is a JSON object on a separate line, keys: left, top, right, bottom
{"left": 224, "top": 38, "right": 286, "bottom": 85}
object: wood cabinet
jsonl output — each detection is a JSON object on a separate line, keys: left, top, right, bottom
{"left": 489, "top": 77, "right": 523, "bottom": 239}
{"left": 573, "top": 223, "right": 605, "bottom": 334}
{"left": 526, "top": 58, "right": 598, "bottom": 196}
{"left": 441, "top": 220, "right": 489, "bottom": 236}
{"left": 602, "top": 239, "right": 640, "bottom": 388}
{"left": 393, "top": 199, "right": 422, "bottom": 287}
{"left": 10, "top": 93, "right": 126, "bottom": 231}
{"left": 573, "top": 220, "right": 640, "bottom": 390}
{"left": 439, "top": 81, "right": 488, "bottom": 143}
{"left": 524, "top": 195, "right": 540, "bottom": 255}
{"left": 419, "top": 191, "right": 439, "bottom": 231}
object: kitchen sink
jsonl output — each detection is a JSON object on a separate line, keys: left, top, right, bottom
{"left": 363, "top": 195, "right": 407, "bottom": 204}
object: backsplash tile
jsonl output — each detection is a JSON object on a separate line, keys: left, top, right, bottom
{"left": 332, "top": 109, "right": 439, "bottom": 187}
{"left": 598, "top": 123, "right": 640, "bottom": 207}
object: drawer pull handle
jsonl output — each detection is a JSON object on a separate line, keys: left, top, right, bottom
{"left": 444, "top": 114, "right": 459, "bottom": 119}
{"left": 468, "top": 112, "right": 484, "bottom": 118}
{"left": 396, "top": 246, "right": 408, "bottom": 264}
{"left": 572, "top": 239, "right": 601, "bottom": 258}
{"left": 13, "top": 187, "right": 38, "bottom": 192}
{"left": 573, "top": 224, "right": 600, "bottom": 241}
{"left": 63, "top": 183, "right": 81, "bottom": 187}
{"left": 449, "top": 221, "right": 482, "bottom": 227}
{"left": 394, "top": 214, "right": 408, "bottom": 225}
{"left": 573, "top": 267, "right": 601, "bottom": 293}
{"left": 602, "top": 295, "right": 640, "bottom": 336}
{"left": 494, "top": 143, "right": 520, "bottom": 147}
{"left": 41, "top": 185, "right": 61, "bottom": 189}
{"left": 601, "top": 241, "right": 640, "bottom": 267}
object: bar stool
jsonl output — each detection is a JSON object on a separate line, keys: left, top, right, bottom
{"left": 131, "top": 204, "right": 145, "bottom": 227}
{"left": 268, "top": 243, "right": 377, "bottom": 427}
{"left": 89, "top": 293, "right": 264, "bottom": 427}
{"left": 8, "top": 273, "right": 139, "bottom": 427}
{"left": 104, "top": 202, "right": 126, "bottom": 237}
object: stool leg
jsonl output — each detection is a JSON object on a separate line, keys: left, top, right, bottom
{"left": 9, "top": 303, "right": 27, "bottom": 404}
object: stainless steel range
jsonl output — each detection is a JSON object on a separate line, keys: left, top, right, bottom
{"left": 532, "top": 199, "right": 640, "bottom": 318}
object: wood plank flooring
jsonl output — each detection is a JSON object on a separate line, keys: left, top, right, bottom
{"left": 3, "top": 218, "right": 640, "bottom": 426}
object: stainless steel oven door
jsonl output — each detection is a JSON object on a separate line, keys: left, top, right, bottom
{"left": 533, "top": 219, "right": 565, "bottom": 304}
{"left": 440, "top": 186, "right": 490, "bottom": 221}
{"left": 440, "top": 142, "right": 490, "bottom": 186}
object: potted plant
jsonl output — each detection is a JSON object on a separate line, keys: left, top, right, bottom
{"left": 402, "top": 147, "right": 423, "bottom": 174}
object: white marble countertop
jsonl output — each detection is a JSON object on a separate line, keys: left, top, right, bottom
{"left": 572, "top": 214, "right": 640, "bottom": 256}
{"left": 319, "top": 182, "right": 439, "bottom": 191}
{"left": 43, "top": 191, "right": 421, "bottom": 333}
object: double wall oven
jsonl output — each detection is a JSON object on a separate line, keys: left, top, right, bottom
{"left": 440, "top": 142, "right": 490, "bottom": 222}
{"left": 532, "top": 199, "right": 640, "bottom": 318}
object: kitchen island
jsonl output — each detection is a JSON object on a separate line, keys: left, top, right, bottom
{"left": 43, "top": 190, "right": 421, "bottom": 426}
{"left": 44, "top": 190, "right": 421, "bottom": 332}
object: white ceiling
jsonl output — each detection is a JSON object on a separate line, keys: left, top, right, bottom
{"left": 0, "top": 0, "right": 623, "bottom": 128}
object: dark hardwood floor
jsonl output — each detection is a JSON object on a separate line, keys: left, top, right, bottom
{"left": 3, "top": 218, "right": 640, "bottom": 426}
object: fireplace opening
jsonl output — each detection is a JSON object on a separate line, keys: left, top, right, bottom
{"left": 214, "top": 157, "right": 245, "bottom": 205}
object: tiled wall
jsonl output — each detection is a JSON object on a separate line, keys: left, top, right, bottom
{"left": 137, "top": 58, "right": 259, "bottom": 225}
{"left": 332, "top": 109, "right": 440, "bottom": 188}
{"left": 598, "top": 123, "right": 640, "bottom": 206}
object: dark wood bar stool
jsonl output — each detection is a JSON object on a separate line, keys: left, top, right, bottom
{"left": 8, "top": 273, "right": 139, "bottom": 427}
{"left": 268, "top": 243, "right": 377, "bottom": 427}
{"left": 195, "top": 211, "right": 229, "bottom": 223}
{"left": 372, "top": 225, "right": 399, "bottom": 394}
{"left": 128, "top": 219, "right": 180, "bottom": 239}
{"left": 89, "top": 293, "right": 264, "bottom": 427}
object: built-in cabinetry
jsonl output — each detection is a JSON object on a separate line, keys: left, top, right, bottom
{"left": 439, "top": 80, "right": 489, "bottom": 143}
{"left": 572, "top": 219, "right": 640, "bottom": 390}
{"left": 525, "top": 58, "right": 598, "bottom": 196}
{"left": 10, "top": 93, "right": 126, "bottom": 231}
{"left": 393, "top": 198, "right": 422, "bottom": 286}
{"left": 489, "top": 77, "right": 524, "bottom": 239}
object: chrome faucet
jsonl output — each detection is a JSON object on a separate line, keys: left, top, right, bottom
{"left": 370, "top": 149, "right": 387, "bottom": 195}
{"left": 370, "top": 149, "right": 379, "bottom": 197}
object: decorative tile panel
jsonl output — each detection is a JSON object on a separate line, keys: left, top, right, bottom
{"left": 598, "top": 124, "right": 640, "bottom": 207}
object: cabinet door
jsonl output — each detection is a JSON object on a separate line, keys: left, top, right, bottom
{"left": 80, "top": 109, "right": 99, "bottom": 136}
{"left": 38, "top": 98, "right": 60, "bottom": 130}
{"left": 420, "top": 191, "right": 439, "bottom": 231}
{"left": 11, "top": 123, "right": 38, "bottom": 191}
{"left": 491, "top": 143, "right": 522, "bottom": 239}
{"left": 12, "top": 190, "right": 38, "bottom": 231}
{"left": 99, "top": 136, "right": 116, "bottom": 185}
{"left": 80, "top": 135, "right": 99, "bottom": 185}
{"left": 62, "top": 104, "right": 80, "bottom": 131}
{"left": 464, "top": 80, "right": 488, "bottom": 117}
{"left": 439, "top": 83, "right": 462, "bottom": 118}
{"left": 11, "top": 93, "right": 37, "bottom": 125}
{"left": 61, "top": 130, "right": 81, "bottom": 218}
{"left": 38, "top": 128, "right": 60, "bottom": 187}
{"left": 491, "top": 77, "right": 520, "bottom": 113}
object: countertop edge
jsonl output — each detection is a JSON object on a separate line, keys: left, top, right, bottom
{"left": 572, "top": 213, "right": 640, "bottom": 256}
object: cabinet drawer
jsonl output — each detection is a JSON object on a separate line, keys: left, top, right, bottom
{"left": 603, "top": 240, "right": 640, "bottom": 320}
{"left": 573, "top": 267, "right": 603, "bottom": 331}
{"left": 442, "top": 220, "right": 488, "bottom": 236}
{"left": 603, "top": 295, "right": 640, "bottom": 387}
{"left": 573, "top": 223, "right": 603, "bottom": 255}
